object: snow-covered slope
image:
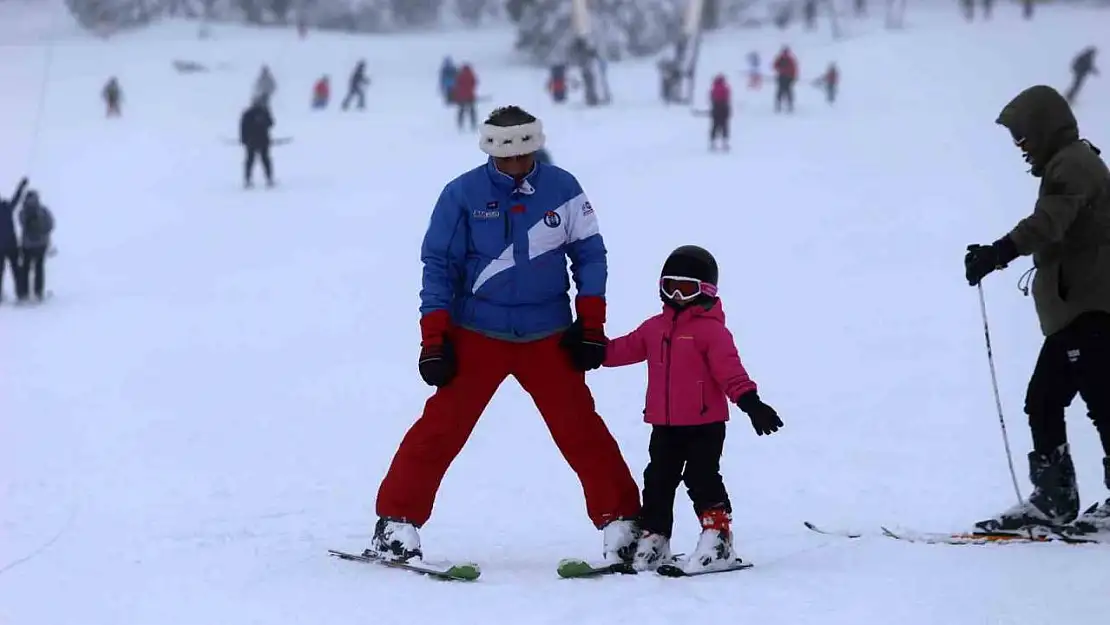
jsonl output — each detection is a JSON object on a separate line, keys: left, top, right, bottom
{"left": 2, "top": 5, "right": 1109, "bottom": 624}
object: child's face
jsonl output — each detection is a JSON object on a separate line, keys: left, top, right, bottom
{"left": 660, "top": 275, "right": 709, "bottom": 307}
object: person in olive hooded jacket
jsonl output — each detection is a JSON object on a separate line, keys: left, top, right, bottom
{"left": 965, "top": 84, "right": 1110, "bottom": 537}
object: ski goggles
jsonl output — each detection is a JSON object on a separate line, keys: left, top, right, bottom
{"left": 660, "top": 276, "right": 717, "bottom": 301}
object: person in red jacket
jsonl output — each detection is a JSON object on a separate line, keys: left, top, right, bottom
{"left": 708, "top": 74, "right": 731, "bottom": 151}
{"left": 772, "top": 46, "right": 798, "bottom": 113}
{"left": 452, "top": 64, "right": 478, "bottom": 130}
{"left": 312, "top": 75, "right": 329, "bottom": 110}
{"left": 602, "top": 245, "right": 782, "bottom": 574}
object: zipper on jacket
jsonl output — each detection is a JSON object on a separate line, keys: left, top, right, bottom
{"left": 503, "top": 210, "right": 511, "bottom": 243}
{"left": 663, "top": 315, "right": 678, "bottom": 425}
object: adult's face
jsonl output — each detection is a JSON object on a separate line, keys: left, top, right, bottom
{"left": 494, "top": 153, "right": 535, "bottom": 178}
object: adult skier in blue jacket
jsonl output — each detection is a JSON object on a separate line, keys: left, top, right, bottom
{"left": 371, "top": 105, "right": 641, "bottom": 564}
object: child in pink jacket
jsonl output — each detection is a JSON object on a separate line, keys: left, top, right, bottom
{"left": 603, "top": 245, "right": 783, "bottom": 574}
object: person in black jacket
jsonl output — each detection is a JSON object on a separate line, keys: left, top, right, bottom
{"left": 239, "top": 97, "right": 274, "bottom": 188}
{"left": 1065, "top": 46, "right": 1099, "bottom": 105}
{"left": 0, "top": 177, "right": 28, "bottom": 302}
{"left": 342, "top": 60, "right": 369, "bottom": 110}
{"left": 19, "top": 190, "right": 54, "bottom": 301}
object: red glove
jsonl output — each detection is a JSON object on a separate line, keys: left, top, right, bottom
{"left": 418, "top": 310, "right": 455, "bottom": 387}
{"left": 575, "top": 296, "right": 606, "bottom": 332}
{"left": 560, "top": 297, "right": 608, "bottom": 371}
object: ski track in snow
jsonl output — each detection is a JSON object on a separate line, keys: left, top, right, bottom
{"left": 2, "top": 5, "right": 1110, "bottom": 624}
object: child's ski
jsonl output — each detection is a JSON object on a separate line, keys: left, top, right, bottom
{"left": 328, "top": 549, "right": 480, "bottom": 581}
{"left": 656, "top": 559, "right": 753, "bottom": 577}
{"left": 556, "top": 558, "right": 635, "bottom": 579}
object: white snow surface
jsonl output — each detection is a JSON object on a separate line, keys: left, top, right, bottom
{"left": 3, "top": 5, "right": 1110, "bottom": 624}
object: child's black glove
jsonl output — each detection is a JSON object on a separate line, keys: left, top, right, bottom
{"left": 735, "top": 392, "right": 783, "bottom": 436}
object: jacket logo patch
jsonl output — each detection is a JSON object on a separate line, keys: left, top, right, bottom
{"left": 473, "top": 209, "right": 500, "bottom": 219}
{"left": 543, "top": 211, "right": 562, "bottom": 228}
{"left": 581, "top": 201, "right": 594, "bottom": 216}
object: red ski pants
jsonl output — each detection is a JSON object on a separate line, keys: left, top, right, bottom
{"left": 376, "top": 328, "right": 641, "bottom": 528}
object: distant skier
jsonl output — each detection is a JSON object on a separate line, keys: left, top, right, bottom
{"left": 603, "top": 245, "right": 782, "bottom": 573}
{"left": 312, "top": 75, "right": 330, "bottom": 110}
{"left": 548, "top": 64, "right": 568, "bottom": 103}
{"left": 452, "top": 63, "right": 478, "bottom": 131}
{"left": 103, "top": 77, "right": 122, "bottom": 117}
{"left": 803, "top": 0, "right": 817, "bottom": 29}
{"left": 18, "top": 190, "right": 54, "bottom": 301}
{"left": 772, "top": 46, "right": 798, "bottom": 113}
{"left": 981, "top": 0, "right": 994, "bottom": 19}
{"left": 253, "top": 65, "right": 277, "bottom": 105}
{"left": 342, "top": 61, "right": 369, "bottom": 111}
{"left": 708, "top": 74, "right": 731, "bottom": 151}
{"left": 368, "top": 104, "right": 641, "bottom": 566}
{"left": 1065, "top": 46, "right": 1098, "bottom": 105}
{"left": 814, "top": 62, "right": 838, "bottom": 104}
{"left": 0, "top": 177, "right": 28, "bottom": 302}
{"left": 961, "top": 0, "right": 974, "bottom": 20}
{"left": 966, "top": 85, "right": 1110, "bottom": 537}
{"left": 239, "top": 96, "right": 275, "bottom": 188}
{"left": 658, "top": 58, "right": 682, "bottom": 104}
{"left": 746, "top": 51, "right": 762, "bottom": 90}
{"left": 439, "top": 57, "right": 457, "bottom": 105}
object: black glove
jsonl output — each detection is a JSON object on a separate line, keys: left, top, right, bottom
{"left": 735, "top": 392, "right": 783, "bottom": 436}
{"left": 560, "top": 319, "right": 608, "bottom": 371}
{"left": 965, "top": 237, "right": 1019, "bottom": 286}
{"left": 418, "top": 338, "right": 456, "bottom": 388}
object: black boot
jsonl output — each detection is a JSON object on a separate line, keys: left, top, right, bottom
{"left": 975, "top": 443, "right": 1079, "bottom": 532}
{"left": 1067, "top": 457, "right": 1110, "bottom": 536}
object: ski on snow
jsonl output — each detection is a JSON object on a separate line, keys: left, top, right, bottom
{"left": 556, "top": 558, "right": 635, "bottom": 578}
{"left": 803, "top": 521, "right": 1103, "bottom": 545}
{"left": 328, "top": 549, "right": 480, "bottom": 581}
{"left": 557, "top": 556, "right": 752, "bottom": 579}
{"left": 655, "top": 559, "right": 753, "bottom": 577}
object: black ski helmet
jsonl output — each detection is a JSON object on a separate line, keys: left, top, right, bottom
{"left": 661, "top": 245, "right": 718, "bottom": 285}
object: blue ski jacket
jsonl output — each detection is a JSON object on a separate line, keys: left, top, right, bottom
{"left": 419, "top": 158, "right": 606, "bottom": 340}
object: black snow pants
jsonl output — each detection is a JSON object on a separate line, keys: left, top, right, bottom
{"left": 774, "top": 76, "right": 795, "bottom": 113}
{"left": 342, "top": 86, "right": 365, "bottom": 110}
{"left": 457, "top": 100, "right": 476, "bottom": 130}
{"left": 710, "top": 106, "right": 730, "bottom": 143}
{"left": 639, "top": 422, "right": 731, "bottom": 538}
{"left": 0, "top": 248, "right": 25, "bottom": 300}
{"left": 1065, "top": 71, "right": 1090, "bottom": 104}
{"left": 21, "top": 246, "right": 46, "bottom": 298}
{"left": 1026, "top": 311, "right": 1110, "bottom": 457}
{"left": 244, "top": 143, "right": 273, "bottom": 184}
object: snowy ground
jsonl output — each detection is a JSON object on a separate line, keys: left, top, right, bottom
{"left": 3, "top": 3, "right": 1110, "bottom": 624}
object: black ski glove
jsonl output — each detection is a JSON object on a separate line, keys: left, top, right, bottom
{"left": 735, "top": 392, "right": 783, "bottom": 436}
{"left": 418, "top": 338, "right": 456, "bottom": 388}
{"left": 560, "top": 319, "right": 608, "bottom": 372}
{"left": 965, "top": 237, "right": 1018, "bottom": 286}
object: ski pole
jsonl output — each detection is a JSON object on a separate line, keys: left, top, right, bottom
{"left": 977, "top": 283, "right": 1024, "bottom": 506}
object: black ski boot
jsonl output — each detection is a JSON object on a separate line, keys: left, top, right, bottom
{"left": 366, "top": 517, "right": 422, "bottom": 562}
{"left": 1066, "top": 457, "right": 1110, "bottom": 536}
{"left": 975, "top": 443, "right": 1079, "bottom": 532}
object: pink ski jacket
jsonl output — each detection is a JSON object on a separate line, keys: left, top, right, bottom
{"left": 603, "top": 299, "right": 757, "bottom": 426}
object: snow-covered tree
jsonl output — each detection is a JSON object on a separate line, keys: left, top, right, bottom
{"left": 514, "top": 0, "right": 683, "bottom": 65}
{"left": 389, "top": 0, "right": 442, "bottom": 27}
